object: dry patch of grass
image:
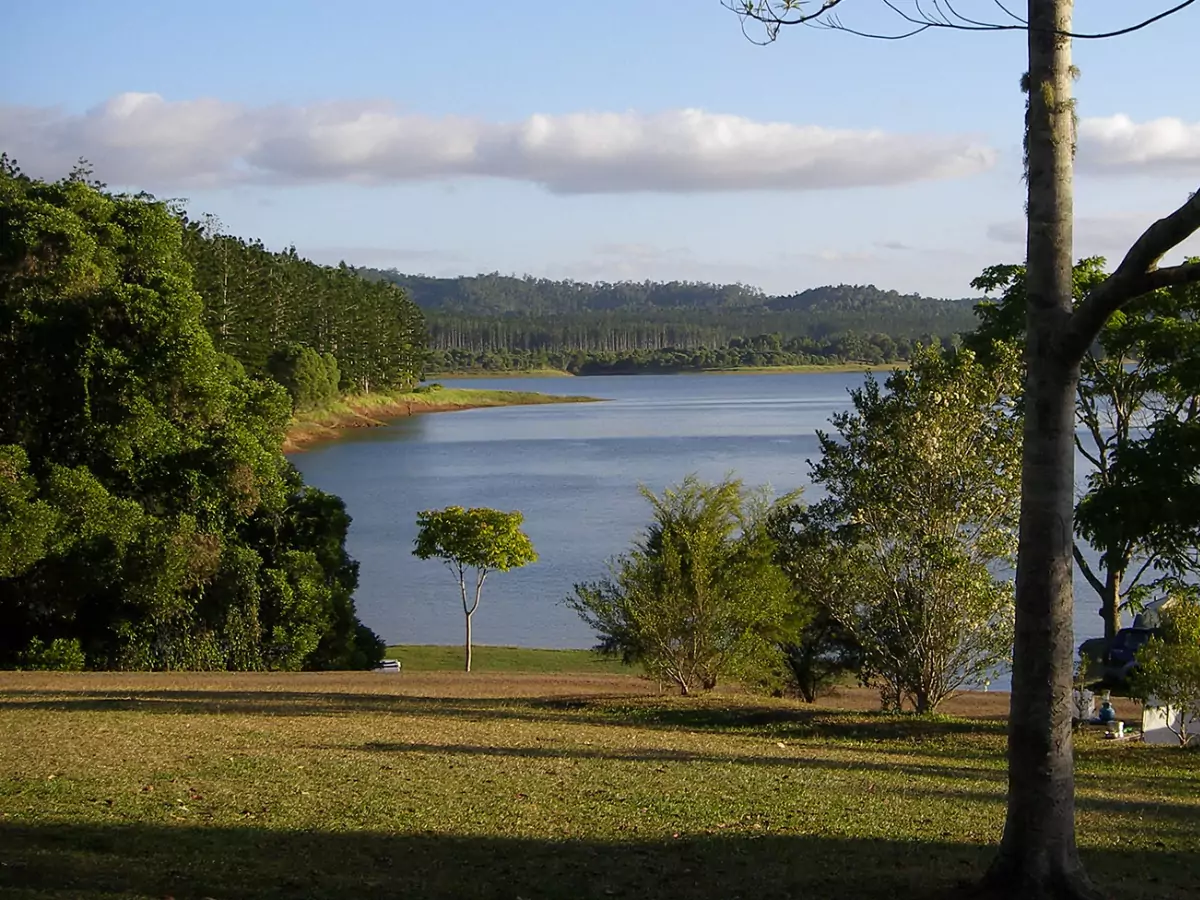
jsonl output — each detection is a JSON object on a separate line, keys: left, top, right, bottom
{"left": 0, "top": 672, "right": 1195, "bottom": 900}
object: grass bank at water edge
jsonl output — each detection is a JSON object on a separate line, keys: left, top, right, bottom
{"left": 283, "top": 387, "right": 603, "bottom": 452}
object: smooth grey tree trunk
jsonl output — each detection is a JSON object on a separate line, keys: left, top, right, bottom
{"left": 984, "top": 2, "right": 1100, "bottom": 897}
{"left": 464, "top": 610, "right": 473, "bottom": 673}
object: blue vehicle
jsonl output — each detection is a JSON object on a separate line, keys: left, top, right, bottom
{"left": 1079, "top": 598, "right": 1174, "bottom": 692}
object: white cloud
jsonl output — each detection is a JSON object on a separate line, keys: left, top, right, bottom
{"left": 1079, "top": 115, "right": 1200, "bottom": 176}
{"left": 0, "top": 92, "right": 995, "bottom": 194}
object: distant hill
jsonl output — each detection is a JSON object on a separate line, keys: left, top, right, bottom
{"left": 357, "top": 269, "right": 979, "bottom": 329}
{"left": 354, "top": 268, "right": 983, "bottom": 372}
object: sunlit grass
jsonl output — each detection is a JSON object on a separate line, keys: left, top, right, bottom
{"left": 0, "top": 672, "right": 1195, "bottom": 899}
{"left": 384, "top": 644, "right": 633, "bottom": 674}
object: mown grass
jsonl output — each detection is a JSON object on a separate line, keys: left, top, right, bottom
{"left": 384, "top": 644, "right": 634, "bottom": 674}
{"left": 0, "top": 672, "right": 1196, "bottom": 900}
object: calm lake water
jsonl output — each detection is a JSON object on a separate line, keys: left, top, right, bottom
{"left": 292, "top": 372, "right": 1110, "bottom": 687}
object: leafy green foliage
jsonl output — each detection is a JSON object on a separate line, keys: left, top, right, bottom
{"left": 413, "top": 507, "right": 537, "bottom": 671}
{"left": 966, "top": 257, "right": 1200, "bottom": 638}
{"left": 0, "top": 165, "right": 382, "bottom": 671}
{"left": 797, "top": 346, "right": 1022, "bottom": 712}
{"left": 0, "top": 446, "right": 57, "bottom": 578}
{"left": 567, "top": 475, "right": 797, "bottom": 695}
{"left": 266, "top": 343, "right": 340, "bottom": 412}
{"left": 1133, "top": 594, "right": 1200, "bottom": 746}
{"left": 18, "top": 636, "right": 86, "bottom": 671}
{"left": 767, "top": 505, "right": 864, "bottom": 703}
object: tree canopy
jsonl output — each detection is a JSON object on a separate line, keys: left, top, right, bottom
{"left": 413, "top": 506, "right": 537, "bottom": 672}
{"left": 967, "top": 256, "right": 1200, "bottom": 640}
{"left": 0, "top": 162, "right": 382, "bottom": 671}
{"left": 793, "top": 346, "right": 1023, "bottom": 712}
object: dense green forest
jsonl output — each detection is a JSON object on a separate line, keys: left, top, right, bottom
{"left": 427, "top": 332, "right": 957, "bottom": 375}
{"left": 360, "top": 269, "right": 977, "bottom": 372}
{"left": 0, "top": 161, "right": 427, "bottom": 671}
{"left": 183, "top": 219, "right": 425, "bottom": 393}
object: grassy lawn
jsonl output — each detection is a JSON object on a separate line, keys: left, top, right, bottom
{"left": 0, "top": 671, "right": 1196, "bottom": 900}
{"left": 383, "top": 644, "right": 634, "bottom": 674}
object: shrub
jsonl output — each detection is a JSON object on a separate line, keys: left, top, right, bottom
{"left": 267, "top": 343, "right": 340, "bottom": 412}
{"left": 21, "top": 637, "right": 86, "bottom": 671}
{"left": 567, "top": 475, "right": 796, "bottom": 695}
{"left": 1133, "top": 595, "right": 1200, "bottom": 746}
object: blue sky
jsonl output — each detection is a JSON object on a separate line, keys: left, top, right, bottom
{"left": 3, "top": 0, "right": 1198, "bottom": 297}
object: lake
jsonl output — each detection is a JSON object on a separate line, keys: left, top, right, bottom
{"left": 292, "top": 371, "right": 1112, "bottom": 685}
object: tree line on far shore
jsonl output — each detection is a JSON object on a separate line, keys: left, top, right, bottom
{"left": 426, "top": 330, "right": 953, "bottom": 375}
{"left": 362, "top": 268, "right": 977, "bottom": 374}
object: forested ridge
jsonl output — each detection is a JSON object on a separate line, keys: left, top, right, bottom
{"left": 359, "top": 269, "right": 977, "bottom": 372}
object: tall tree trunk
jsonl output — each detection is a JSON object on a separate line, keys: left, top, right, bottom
{"left": 1101, "top": 560, "right": 1123, "bottom": 641}
{"left": 985, "top": 2, "right": 1100, "bottom": 898}
{"left": 464, "top": 611, "right": 473, "bottom": 673}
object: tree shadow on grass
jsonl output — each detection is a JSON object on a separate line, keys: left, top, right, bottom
{"left": 0, "top": 820, "right": 1193, "bottom": 900}
{"left": 900, "top": 783, "right": 1200, "bottom": 844}
{"left": 352, "top": 739, "right": 1006, "bottom": 784}
{"left": 0, "top": 688, "right": 1006, "bottom": 744}
{"left": 583, "top": 701, "right": 1009, "bottom": 741}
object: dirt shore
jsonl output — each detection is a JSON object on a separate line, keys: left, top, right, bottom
{"left": 282, "top": 390, "right": 600, "bottom": 453}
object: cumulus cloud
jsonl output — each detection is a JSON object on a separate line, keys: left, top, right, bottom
{"left": 0, "top": 92, "right": 995, "bottom": 194}
{"left": 1078, "top": 114, "right": 1200, "bottom": 176}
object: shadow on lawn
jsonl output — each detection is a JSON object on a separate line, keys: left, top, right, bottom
{"left": 355, "top": 739, "right": 1006, "bottom": 784}
{"left": 0, "top": 688, "right": 1005, "bottom": 742}
{"left": 0, "top": 820, "right": 1194, "bottom": 900}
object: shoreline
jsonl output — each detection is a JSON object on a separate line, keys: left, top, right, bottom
{"left": 429, "top": 362, "right": 906, "bottom": 379}
{"left": 282, "top": 388, "right": 602, "bottom": 454}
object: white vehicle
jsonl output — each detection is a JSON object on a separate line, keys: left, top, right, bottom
{"left": 373, "top": 658, "right": 402, "bottom": 673}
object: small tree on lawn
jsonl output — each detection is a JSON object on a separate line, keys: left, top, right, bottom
{"left": 567, "top": 475, "right": 797, "bottom": 695}
{"left": 1133, "top": 593, "right": 1200, "bottom": 747}
{"left": 413, "top": 507, "right": 537, "bottom": 672}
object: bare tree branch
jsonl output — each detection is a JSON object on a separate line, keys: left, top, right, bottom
{"left": 1072, "top": 543, "right": 1105, "bottom": 598}
{"left": 727, "top": 0, "right": 1198, "bottom": 42}
{"left": 1066, "top": 191, "right": 1200, "bottom": 356}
